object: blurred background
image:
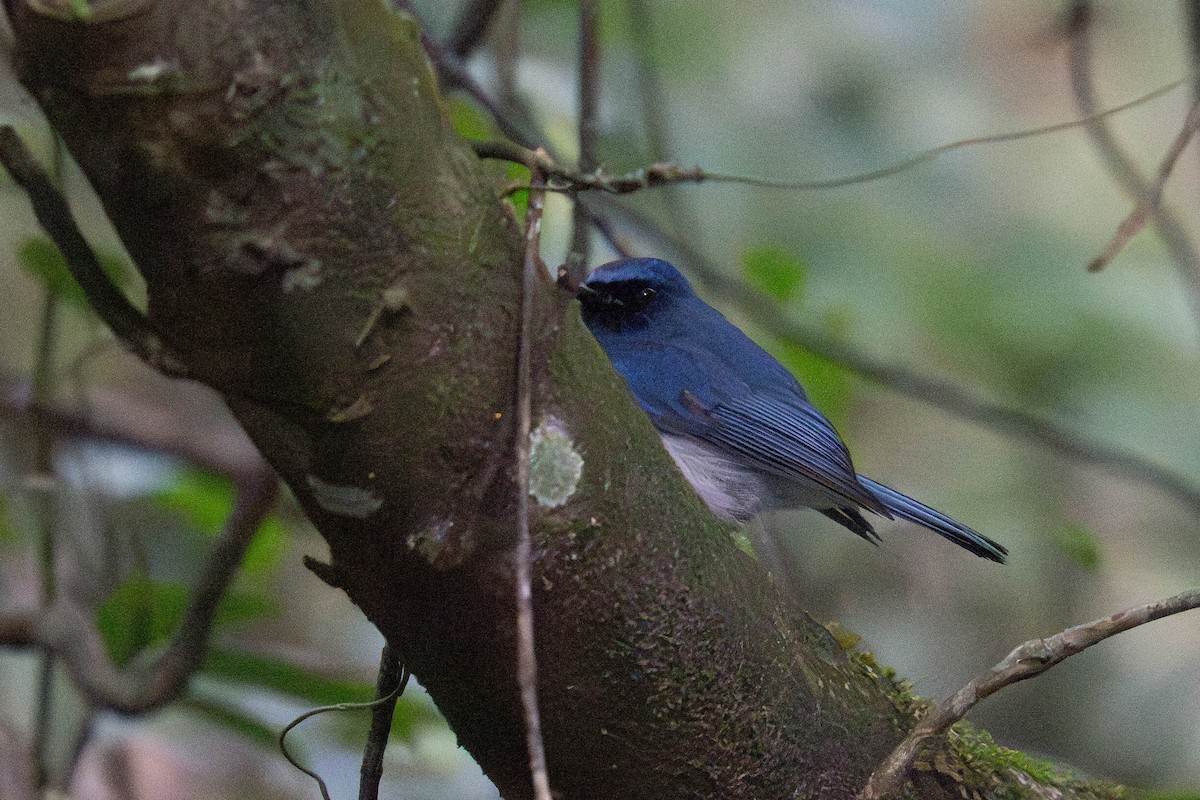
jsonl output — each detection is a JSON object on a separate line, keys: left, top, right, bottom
{"left": 2, "top": 0, "right": 1198, "bottom": 797}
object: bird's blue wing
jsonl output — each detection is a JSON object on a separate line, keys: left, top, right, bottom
{"left": 593, "top": 298, "right": 885, "bottom": 515}
{"left": 698, "top": 390, "right": 890, "bottom": 516}
{"left": 628, "top": 345, "right": 887, "bottom": 515}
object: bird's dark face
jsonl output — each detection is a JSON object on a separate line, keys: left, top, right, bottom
{"left": 577, "top": 258, "right": 694, "bottom": 335}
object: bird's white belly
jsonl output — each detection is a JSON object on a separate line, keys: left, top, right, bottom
{"left": 659, "top": 434, "right": 767, "bottom": 521}
{"left": 660, "top": 433, "right": 843, "bottom": 521}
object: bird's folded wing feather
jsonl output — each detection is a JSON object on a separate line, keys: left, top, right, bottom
{"left": 634, "top": 352, "right": 887, "bottom": 515}
{"left": 701, "top": 392, "right": 890, "bottom": 515}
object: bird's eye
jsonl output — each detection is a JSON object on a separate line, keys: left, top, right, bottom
{"left": 628, "top": 287, "right": 657, "bottom": 311}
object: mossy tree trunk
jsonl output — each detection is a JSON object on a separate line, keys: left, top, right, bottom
{"left": 3, "top": 1, "right": 1124, "bottom": 798}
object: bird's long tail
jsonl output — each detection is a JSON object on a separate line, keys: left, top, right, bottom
{"left": 857, "top": 476, "right": 1007, "bottom": 563}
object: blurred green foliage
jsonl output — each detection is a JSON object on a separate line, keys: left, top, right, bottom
{"left": 96, "top": 573, "right": 280, "bottom": 667}
{"left": 1054, "top": 523, "right": 1103, "bottom": 572}
{"left": 205, "top": 648, "right": 374, "bottom": 707}
{"left": 447, "top": 96, "right": 530, "bottom": 218}
{"left": 17, "top": 235, "right": 128, "bottom": 312}
{"left": 742, "top": 245, "right": 806, "bottom": 301}
{"left": 204, "top": 648, "right": 446, "bottom": 743}
{"left": 155, "top": 471, "right": 286, "bottom": 576}
{"left": 96, "top": 574, "right": 188, "bottom": 666}
{"left": 183, "top": 693, "right": 279, "bottom": 749}
{"left": 0, "top": 495, "right": 14, "bottom": 542}
{"left": 447, "top": 96, "right": 498, "bottom": 142}
{"left": 144, "top": 471, "right": 444, "bottom": 746}
{"left": 741, "top": 246, "right": 854, "bottom": 430}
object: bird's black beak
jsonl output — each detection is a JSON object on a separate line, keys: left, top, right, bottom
{"left": 575, "top": 282, "right": 622, "bottom": 308}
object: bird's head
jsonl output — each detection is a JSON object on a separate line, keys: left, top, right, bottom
{"left": 577, "top": 258, "right": 696, "bottom": 335}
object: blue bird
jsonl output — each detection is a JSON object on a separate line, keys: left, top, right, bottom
{"left": 577, "top": 257, "right": 1007, "bottom": 563}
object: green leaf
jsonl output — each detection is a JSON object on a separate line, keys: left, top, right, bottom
{"left": 1055, "top": 523, "right": 1102, "bottom": 571}
{"left": 155, "top": 470, "right": 285, "bottom": 575}
{"left": 506, "top": 162, "right": 531, "bottom": 221}
{"left": 180, "top": 694, "right": 278, "bottom": 749}
{"left": 240, "top": 516, "right": 286, "bottom": 575}
{"left": 214, "top": 587, "right": 279, "bottom": 629}
{"left": 67, "top": 0, "right": 93, "bottom": 21}
{"left": 155, "top": 471, "right": 234, "bottom": 534}
{"left": 97, "top": 575, "right": 276, "bottom": 668}
{"left": 447, "top": 97, "right": 497, "bottom": 142}
{"left": 204, "top": 647, "right": 373, "bottom": 706}
{"left": 741, "top": 246, "right": 807, "bottom": 302}
{"left": 0, "top": 495, "right": 15, "bottom": 542}
{"left": 203, "top": 648, "right": 446, "bottom": 740}
{"left": 17, "top": 236, "right": 128, "bottom": 311}
{"left": 96, "top": 575, "right": 188, "bottom": 666}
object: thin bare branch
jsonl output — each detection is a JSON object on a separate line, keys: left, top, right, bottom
{"left": 626, "top": 0, "right": 670, "bottom": 168}
{"left": 446, "top": 0, "right": 505, "bottom": 58}
{"left": 0, "top": 127, "right": 185, "bottom": 375}
{"left": 0, "top": 467, "right": 278, "bottom": 713}
{"left": 860, "top": 587, "right": 1200, "bottom": 799}
{"left": 0, "top": 377, "right": 265, "bottom": 481}
{"left": 29, "top": 284, "right": 60, "bottom": 790}
{"left": 1066, "top": 3, "right": 1149, "bottom": 190}
{"left": 1145, "top": 98, "right": 1200, "bottom": 205}
{"left": 280, "top": 675, "right": 408, "bottom": 800}
{"left": 590, "top": 197, "right": 1200, "bottom": 518}
{"left": 515, "top": 161, "right": 553, "bottom": 800}
{"left": 1087, "top": 96, "right": 1200, "bottom": 271}
{"left": 564, "top": 0, "right": 601, "bottom": 289}
{"left": 63, "top": 710, "right": 98, "bottom": 793}
{"left": 358, "top": 643, "right": 407, "bottom": 800}
{"left": 494, "top": 0, "right": 530, "bottom": 139}
{"left": 1185, "top": 0, "right": 1200, "bottom": 182}
{"left": 473, "top": 75, "right": 1184, "bottom": 195}
{"left": 162, "top": 469, "right": 278, "bottom": 682}
{"left": 586, "top": 206, "right": 637, "bottom": 258}
{"left": 1189, "top": 0, "right": 1200, "bottom": 88}
{"left": 626, "top": 0, "right": 699, "bottom": 243}
{"left": 1068, "top": 3, "right": 1200, "bottom": 329}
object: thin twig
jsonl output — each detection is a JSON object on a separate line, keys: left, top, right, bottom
{"left": 1188, "top": 0, "right": 1200, "bottom": 105}
{"left": 564, "top": 0, "right": 601, "bottom": 290}
{"left": 0, "top": 126, "right": 185, "bottom": 375}
{"left": 1067, "top": 3, "right": 1200, "bottom": 331}
{"left": 445, "top": 0, "right": 505, "bottom": 59}
{"left": 0, "top": 377, "right": 266, "bottom": 482}
{"left": 586, "top": 207, "right": 637, "bottom": 259}
{"left": 494, "top": 0, "right": 535, "bottom": 149}
{"left": 1088, "top": 96, "right": 1200, "bottom": 270}
{"left": 157, "top": 469, "right": 279, "bottom": 686}
{"left": 473, "top": 74, "right": 1185, "bottom": 196}
{"left": 1188, "top": 0, "right": 1200, "bottom": 217}
{"left": 279, "top": 673, "right": 409, "bottom": 800}
{"left": 860, "top": 587, "right": 1200, "bottom": 799}
{"left": 29, "top": 288, "right": 60, "bottom": 790}
{"left": 0, "top": 467, "right": 278, "bottom": 713}
{"left": 395, "top": 0, "right": 548, "bottom": 151}
{"left": 358, "top": 642, "right": 405, "bottom": 800}
{"left": 62, "top": 708, "right": 98, "bottom": 792}
{"left": 578, "top": 0, "right": 603, "bottom": 185}
{"left": 626, "top": 0, "right": 699, "bottom": 244}
{"left": 514, "top": 160, "right": 553, "bottom": 800}
{"left": 590, "top": 197, "right": 1200, "bottom": 518}
{"left": 1066, "top": 3, "right": 1149, "bottom": 190}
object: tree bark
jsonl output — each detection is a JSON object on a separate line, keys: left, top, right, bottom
{"left": 3, "top": 1, "right": 1126, "bottom": 798}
